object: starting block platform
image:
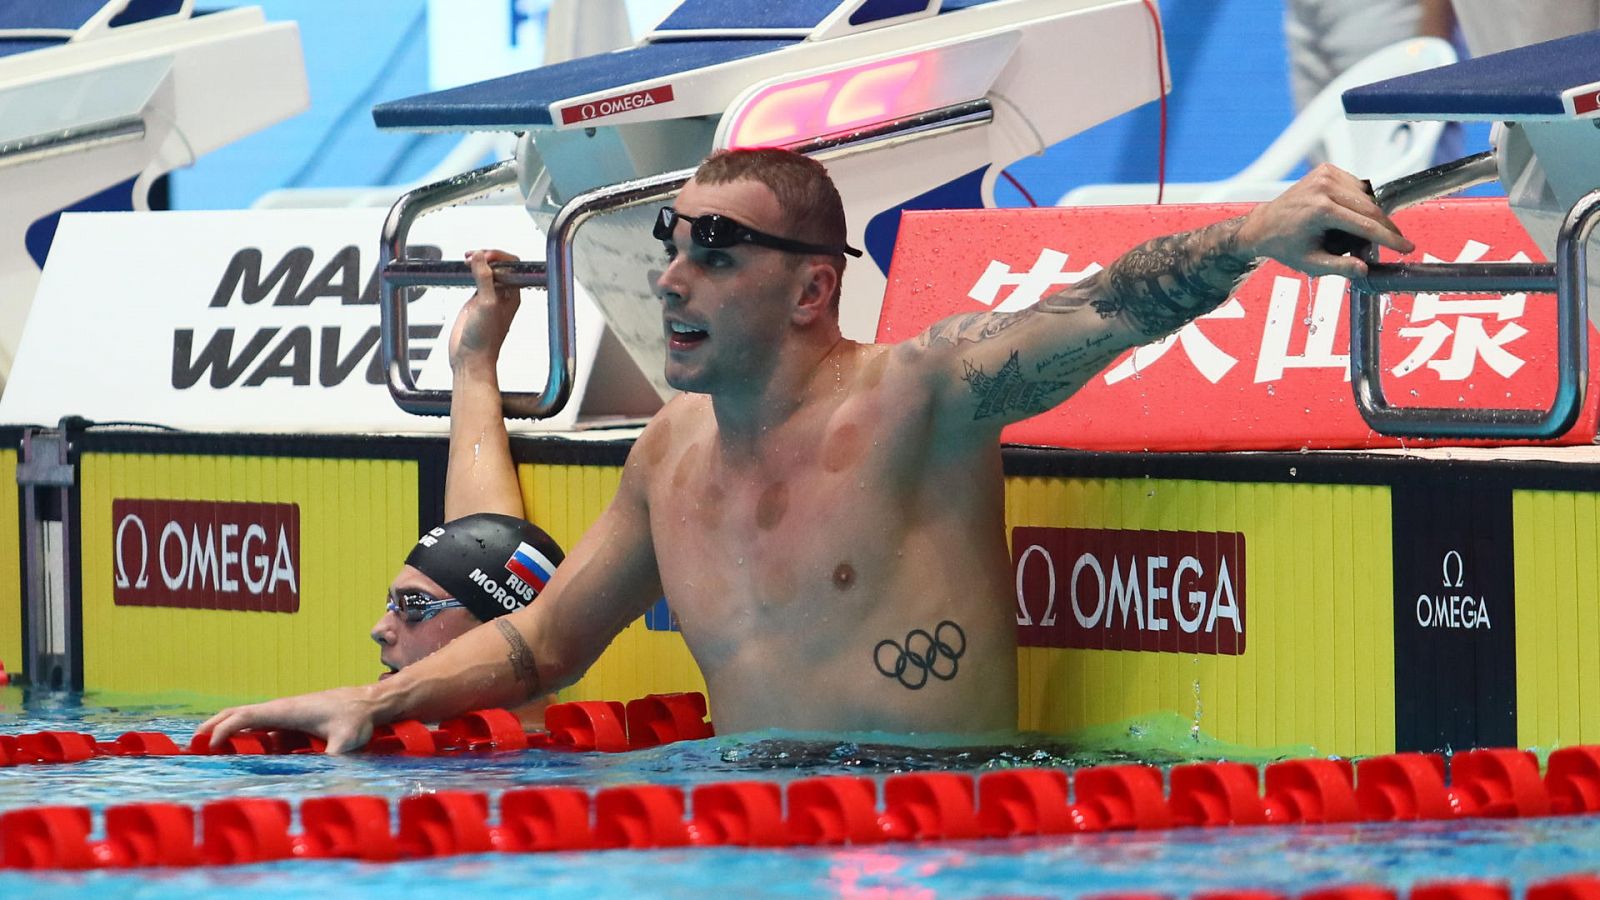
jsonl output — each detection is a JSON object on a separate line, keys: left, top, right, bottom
{"left": 1343, "top": 29, "right": 1600, "bottom": 121}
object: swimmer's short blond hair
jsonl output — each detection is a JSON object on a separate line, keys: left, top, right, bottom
{"left": 695, "top": 148, "right": 851, "bottom": 307}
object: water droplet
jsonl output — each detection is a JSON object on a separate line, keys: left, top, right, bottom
{"left": 1289, "top": 467, "right": 1298, "bottom": 477}
{"left": 1266, "top": 385, "right": 1275, "bottom": 396}
{"left": 737, "top": 557, "right": 745, "bottom": 566}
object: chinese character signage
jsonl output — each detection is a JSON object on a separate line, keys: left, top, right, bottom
{"left": 878, "top": 199, "right": 1598, "bottom": 450}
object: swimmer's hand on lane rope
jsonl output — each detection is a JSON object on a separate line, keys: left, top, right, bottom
{"left": 1236, "top": 165, "right": 1413, "bottom": 279}
{"left": 196, "top": 685, "right": 382, "bottom": 755}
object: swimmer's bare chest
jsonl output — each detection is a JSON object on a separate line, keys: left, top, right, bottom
{"left": 643, "top": 368, "right": 1009, "bottom": 682}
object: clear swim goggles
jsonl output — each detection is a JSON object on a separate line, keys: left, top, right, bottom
{"left": 386, "top": 589, "right": 466, "bottom": 624}
{"left": 653, "top": 206, "right": 862, "bottom": 258}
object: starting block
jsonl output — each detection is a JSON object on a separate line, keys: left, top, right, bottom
{"left": 1341, "top": 28, "right": 1600, "bottom": 439}
{"left": 365, "top": 0, "right": 1171, "bottom": 419}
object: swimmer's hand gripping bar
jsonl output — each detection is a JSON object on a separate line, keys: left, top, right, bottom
{"left": 379, "top": 159, "right": 696, "bottom": 418}
{"left": 1348, "top": 151, "right": 1595, "bottom": 439}
{"left": 379, "top": 159, "right": 561, "bottom": 417}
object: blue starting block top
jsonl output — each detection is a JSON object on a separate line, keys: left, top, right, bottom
{"left": 1344, "top": 28, "right": 1600, "bottom": 121}
{"left": 0, "top": 0, "right": 186, "bottom": 58}
{"left": 372, "top": 39, "right": 796, "bottom": 131}
{"left": 372, "top": 0, "right": 1006, "bottom": 132}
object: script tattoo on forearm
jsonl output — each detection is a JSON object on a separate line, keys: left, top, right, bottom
{"left": 874, "top": 620, "right": 966, "bottom": 690}
{"left": 494, "top": 619, "right": 540, "bottom": 688}
{"left": 1090, "top": 216, "right": 1258, "bottom": 338}
{"left": 960, "top": 351, "right": 1071, "bottom": 420}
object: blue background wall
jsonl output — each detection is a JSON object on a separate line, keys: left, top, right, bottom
{"left": 171, "top": 0, "right": 1493, "bottom": 210}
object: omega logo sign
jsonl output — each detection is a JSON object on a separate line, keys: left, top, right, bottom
{"left": 1011, "top": 526, "right": 1246, "bottom": 654}
{"left": 1414, "top": 548, "right": 1491, "bottom": 630}
{"left": 112, "top": 499, "right": 301, "bottom": 612}
{"left": 559, "top": 84, "right": 676, "bottom": 125}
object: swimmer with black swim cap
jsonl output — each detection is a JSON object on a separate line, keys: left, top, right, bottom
{"left": 373, "top": 512, "right": 565, "bottom": 679}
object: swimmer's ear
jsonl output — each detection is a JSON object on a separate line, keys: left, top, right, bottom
{"left": 791, "top": 258, "right": 838, "bottom": 325}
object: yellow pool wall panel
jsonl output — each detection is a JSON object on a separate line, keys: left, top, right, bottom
{"left": 519, "top": 462, "right": 708, "bottom": 705}
{"left": 78, "top": 452, "right": 417, "bottom": 699}
{"left": 1008, "top": 476, "right": 1396, "bottom": 759}
{"left": 0, "top": 447, "right": 19, "bottom": 677}
{"left": 1514, "top": 489, "right": 1600, "bottom": 751}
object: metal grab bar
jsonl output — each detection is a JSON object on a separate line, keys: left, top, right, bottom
{"left": 378, "top": 158, "right": 571, "bottom": 418}
{"left": 1348, "top": 152, "right": 1597, "bottom": 439}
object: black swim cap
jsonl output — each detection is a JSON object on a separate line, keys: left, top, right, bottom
{"left": 403, "top": 513, "right": 565, "bottom": 623}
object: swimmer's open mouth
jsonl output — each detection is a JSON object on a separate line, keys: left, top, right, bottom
{"left": 379, "top": 664, "right": 398, "bottom": 681}
{"left": 667, "top": 320, "right": 708, "bottom": 350}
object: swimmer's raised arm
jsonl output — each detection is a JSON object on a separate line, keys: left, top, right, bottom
{"left": 909, "top": 163, "right": 1414, "bottom": 435}
{"left": 198, "top": 437, "right": 665, "bottom": 752}
{"left": 444, "top": 249, "right": 525, "bottom": 521}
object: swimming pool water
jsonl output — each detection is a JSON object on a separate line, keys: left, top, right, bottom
{"left": 2, "top": 688, "right": 1597, "bottom": 898}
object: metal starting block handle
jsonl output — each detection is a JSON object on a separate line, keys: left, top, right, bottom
{"left": 378, "top": 158, "right": 569, "bottom": 419}
{"left": 378, "top": 159, "right": 697, "bottom": 420}
{"left": 1348, "top": 151, "right": 1598, "bottom": 439}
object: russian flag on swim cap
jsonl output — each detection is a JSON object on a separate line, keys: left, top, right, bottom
{"left": 505, "top": 541, "right": 557, "bottom": 591}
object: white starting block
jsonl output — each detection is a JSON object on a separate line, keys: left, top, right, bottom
{"left": 0, "top": 0, "right": 308, "bottom": 392}
{"left": 366, "top": 0, "right": 1171, "bottom": 419}
{"left": 1339, "top": 28, "right": 1600, "bottom": 439}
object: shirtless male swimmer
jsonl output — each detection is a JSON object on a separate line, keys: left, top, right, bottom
{"left": 201, "top": 148, "right": 1411, "bottom": 751}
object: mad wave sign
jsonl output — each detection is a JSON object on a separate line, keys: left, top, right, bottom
{"left": 0, "top": 206, "right": 607, "bottom": 433}
{"left": 113, "top": 499, "right": 300, "bottom": 612}
{"left": 1012, "top": 526, "right": 1246, "bottom": 654}
{"left": 559, "top": 84, "right": 675, "bottom": 125}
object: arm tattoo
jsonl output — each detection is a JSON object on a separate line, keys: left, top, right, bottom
{"left": 921, "top": 309, "right": 1036, "bottom": 349}
{"left": 961, "top": 351, "right": 1071, "bottom": 420}
{"left": 494, "top": 618, "right": 540, "bottom": 688}
{"left": 874, "top": 620, "right": 966, "bottom": 690}
{"left": 1089, "top": 216, "right": 1258, "bottom": 338}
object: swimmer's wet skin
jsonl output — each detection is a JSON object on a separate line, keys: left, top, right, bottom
{"left": 197, "top": 151, "right": 1411, "bottom": 752}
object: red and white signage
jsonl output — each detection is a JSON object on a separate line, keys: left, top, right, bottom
{"left": 560, "top": 84, "right": 675, "bottom": 125}
{"left": 1012, "top": 527, "right": 1245, "bottom": 655}
{"left": 878, "top": 199, "right": 1599, "bottom": 450}
{"left": 1567, "top": 83, "right": 1600, "bottom": 117}
{"left": 112, "top": 499, "right": 301, "bottom": 612}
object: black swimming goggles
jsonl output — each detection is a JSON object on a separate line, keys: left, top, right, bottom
{"left": 386, "top": 589, "right": 466, "bottom": 624}
{"left": 654, "top": 206, "right": 862, "bottom": 258}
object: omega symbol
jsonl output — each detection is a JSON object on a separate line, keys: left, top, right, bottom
{"left": 1441, "top": 549, "right": 1465, "bottom": 588}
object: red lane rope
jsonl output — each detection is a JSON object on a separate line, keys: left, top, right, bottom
{"left": 1140, "top": 0, "right": 1169, "bottom": 204}
{"left": 5, "top": 695, "right": 1600, "bottom": 872}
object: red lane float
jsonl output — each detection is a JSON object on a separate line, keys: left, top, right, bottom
{"left": 500, "top": 786, "right": 593, "bottom": 851}
{"left": 11, "top": 698, "right": 1600, "bottom": 877}
{"left": 881, "top": 771, "right": 982, "bottom": 841}
{"left": 690, "top": 781, "right": 786, "bottom": 847}
{"left": 0, "top": 691, "right": 714, "bottom": 769}
{"left": 545, "top": 701, "right": 630, "bottom": 752}
{"left": 299, "top": 796, "right": 396, "bottom": 861}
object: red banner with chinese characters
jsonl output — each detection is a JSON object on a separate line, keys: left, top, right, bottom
{"left": 877, "top": 199, "right": 1599, "bottom": 450}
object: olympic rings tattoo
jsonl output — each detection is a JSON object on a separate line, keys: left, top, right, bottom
{"left": 873, "top": 620, "right": 966, "bottom": 690}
